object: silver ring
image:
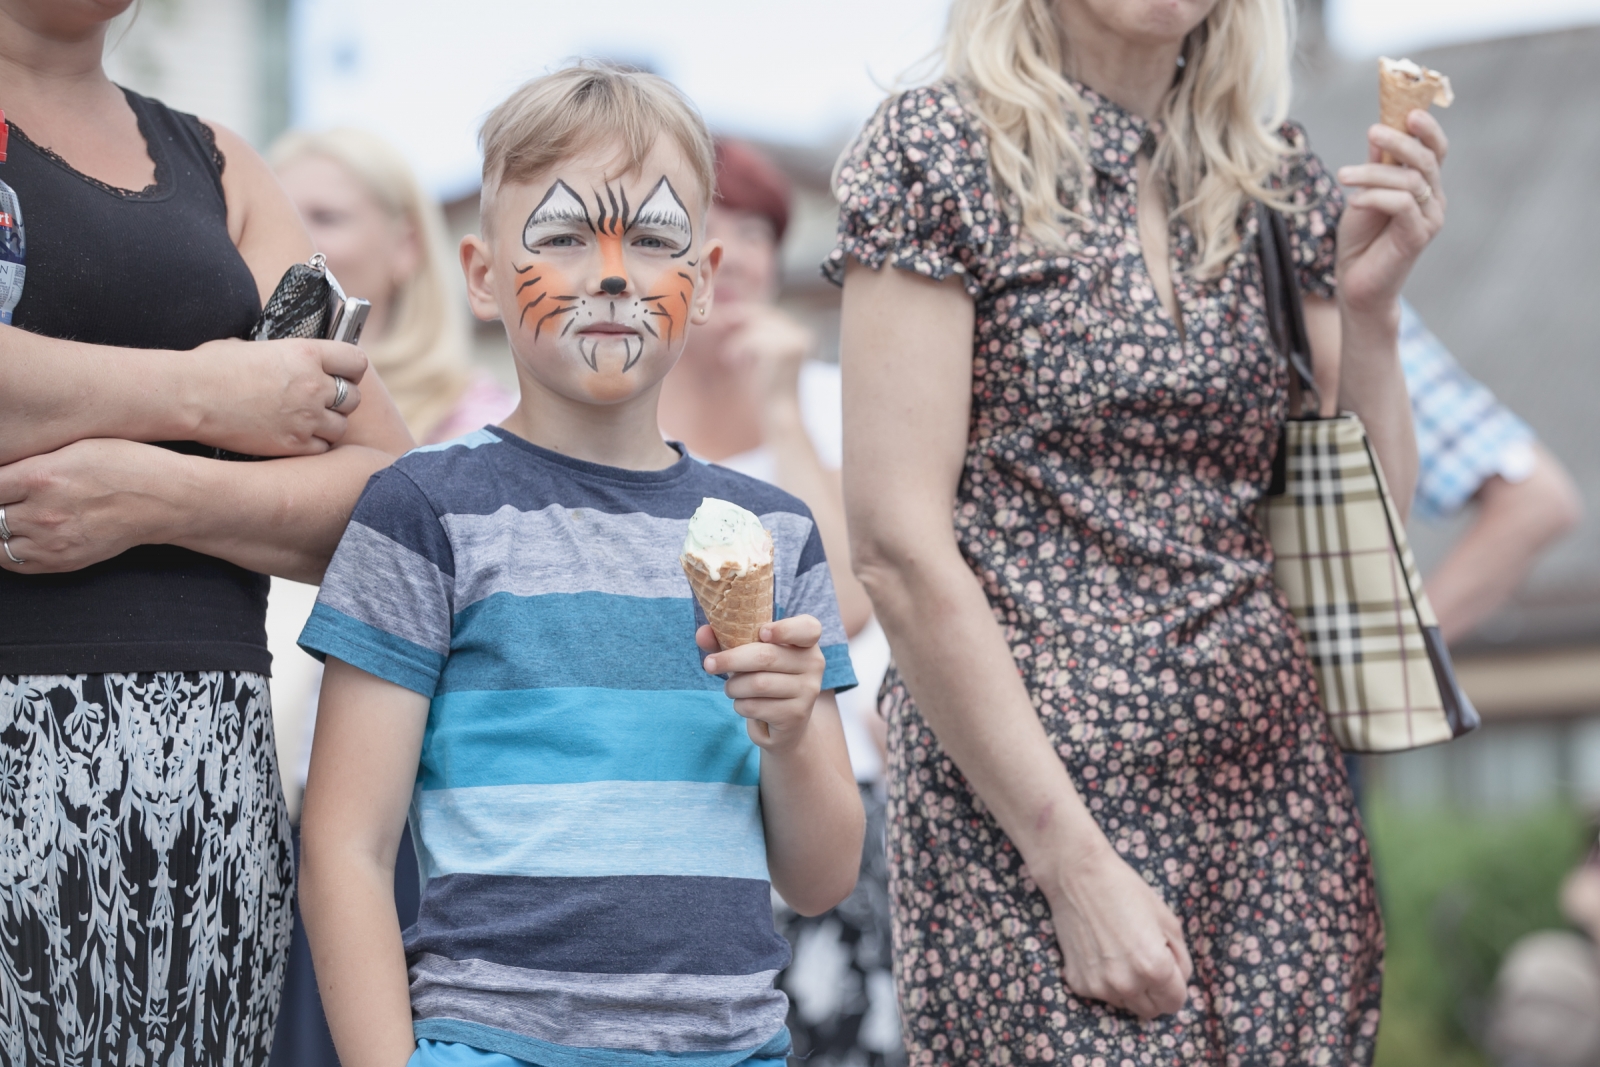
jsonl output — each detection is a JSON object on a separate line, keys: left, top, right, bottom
{"left": 1414, "top": 183, "right": 1433, "bottom": 206}
{"left": 329, "top": 375, "right": 349, "bottom": 411}
{"left": 3, "top": 539, "right": 24, "bottom": 565}
{"left": 0, "top": 505, "right": 10, "bottom": 540}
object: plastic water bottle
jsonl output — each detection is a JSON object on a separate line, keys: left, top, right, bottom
{"left": 0, "top": 112, "right": 26, "bottom": 325}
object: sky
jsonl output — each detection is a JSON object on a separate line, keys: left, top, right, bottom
{"left": 292, "top": 0, "right": 1600, "bottom": 201}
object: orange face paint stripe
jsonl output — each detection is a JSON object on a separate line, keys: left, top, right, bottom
{"left": 512, "top": 176, "right": 696, "bottom": 354}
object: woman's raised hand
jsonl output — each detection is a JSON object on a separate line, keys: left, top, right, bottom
{"left": 188, "top": 336, "right": 369, "bottom": 457}
{"left": 1044, "top": 843, "right": 1194, "bottom": 1019}
{"left": 1333, "top": 110, "right": 1448, "bottom": 315}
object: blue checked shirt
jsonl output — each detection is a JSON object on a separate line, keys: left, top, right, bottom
{"left": 1401, "top": 301, "right": 1537, "bottom": 521}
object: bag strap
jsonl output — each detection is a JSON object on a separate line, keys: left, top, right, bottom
{"left": 1255, "top": 201, "right": 1321, "bottom": 418}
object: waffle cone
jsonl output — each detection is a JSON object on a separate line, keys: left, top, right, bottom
{"left": 1378, "top": 59, "right": 1452, "bottom": 163}
{"left": 682, "top": 554, "right": 774, "bottom": 649}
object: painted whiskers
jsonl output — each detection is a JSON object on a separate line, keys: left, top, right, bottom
{"left": 515, "top": 176, "right": 698, "bottom": 373}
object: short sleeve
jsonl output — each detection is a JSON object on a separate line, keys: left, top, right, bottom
{"left": 782, "top": 515, "right": 857, "bottom": 694}
{"left": 822, "top": 84, "right": 997, "bottom": 298}
{"left": 298, "top": 466, "right": 455, "bottom": 696}
{"left": 1272, "top": 121, "right": 1343, "bottom": 300}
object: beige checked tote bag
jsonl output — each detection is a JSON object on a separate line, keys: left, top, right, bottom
{"left": 1256, "top": 204, "right": 1479, "bottom": 753}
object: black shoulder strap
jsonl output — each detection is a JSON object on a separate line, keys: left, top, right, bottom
{"left": 1255, "top": 201, "right": 1320, "bottom": 417}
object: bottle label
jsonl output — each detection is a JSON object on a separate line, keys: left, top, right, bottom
{"left": 0, "top": 261, "right": 23, "bottom": 323}
{"left": 0, "top": 178, "right": 23, "bottom": 323}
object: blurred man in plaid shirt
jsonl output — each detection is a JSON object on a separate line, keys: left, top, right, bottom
{"left": 1400, "top": 300, "right": 1583, "bottom": 644}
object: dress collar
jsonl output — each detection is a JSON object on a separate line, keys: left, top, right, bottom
{"left": 1071, "top": 80, "right": 1162, "bottom": 183}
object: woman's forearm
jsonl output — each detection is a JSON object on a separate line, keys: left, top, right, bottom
{"left": 856, "top": 531, "right": 1113, "bottom": 882}
{"left": 1338, "top": 302, "right": 1418, "bottom": 520}
{"left": 0, "top": 327, "right": 205, "bottom": 463}
{"left": 166, "top": 444, "right": 398, "bottom": 582}
{"left": 0, "top": 328, "right": 376, "bottom": 466}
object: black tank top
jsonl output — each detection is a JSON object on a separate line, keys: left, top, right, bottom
{"left": 0, "top": 88, "right": 270, "bottom": 676}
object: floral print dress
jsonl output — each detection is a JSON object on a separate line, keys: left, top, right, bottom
{"left": 825, "top": 82, "right": 1383, "bottom": 1066}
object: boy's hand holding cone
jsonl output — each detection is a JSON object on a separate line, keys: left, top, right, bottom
{"left": 682, "top": 497, "right": 826, "bottom": 749}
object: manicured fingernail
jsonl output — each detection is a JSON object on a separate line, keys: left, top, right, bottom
{"left": 705, "top": 656, "right": 716, "bottom": 672}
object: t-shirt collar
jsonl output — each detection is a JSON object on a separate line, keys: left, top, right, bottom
{"left": 486, "top": 425, "right": 695, "bottom": 487}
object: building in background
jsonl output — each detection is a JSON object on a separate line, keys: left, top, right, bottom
{"left": 102, "top": 0, "right": 289, "bottom": 147}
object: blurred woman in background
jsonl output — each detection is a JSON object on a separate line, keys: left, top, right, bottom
{"left": 264, "top": 128, "right": 515, "bottom": 1067}
{"left": 272, "top": 127, "right": 516, "bottom": 446}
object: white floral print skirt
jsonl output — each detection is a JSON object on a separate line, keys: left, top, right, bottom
{"left": 0, "top": 672, "right": 294, "bottom": 1066}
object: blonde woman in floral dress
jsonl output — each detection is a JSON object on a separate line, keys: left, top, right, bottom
{"left": 835, "top": 0, "right": 1447, "bottom": 1062}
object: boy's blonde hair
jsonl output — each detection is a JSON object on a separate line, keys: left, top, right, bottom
{"left": 479, "top": 63, "right": 716, "bottom": 234}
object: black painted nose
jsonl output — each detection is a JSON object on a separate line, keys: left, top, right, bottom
{"left": 600, "top": 276, "right": 626, "bottom": 295}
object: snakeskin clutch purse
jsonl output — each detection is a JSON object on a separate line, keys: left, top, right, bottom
{"left": 252, "top": 253, "right": 336, "bottom": 341}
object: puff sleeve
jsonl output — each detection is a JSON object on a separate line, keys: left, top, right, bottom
{"left": 823, "top": 84, "right": 1000, "bottom": 298}
{"left": 1272, "top": 121, "right": 1344, "bottom": 300}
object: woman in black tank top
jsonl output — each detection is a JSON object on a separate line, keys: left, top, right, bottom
{"left": 0, "top": 3, "right": 412, "bottom": 1063}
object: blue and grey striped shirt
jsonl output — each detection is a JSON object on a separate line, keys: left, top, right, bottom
{"left": 299, "top": 426, "right": 856, "bottom": 1066}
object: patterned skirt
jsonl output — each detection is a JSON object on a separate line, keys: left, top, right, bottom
{"left": 0, "top": 672, "right": 294, "bottom": 1067}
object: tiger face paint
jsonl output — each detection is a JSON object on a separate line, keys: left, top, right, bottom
{"left": 473, "top": 138, "right": 717, "bottom": 407}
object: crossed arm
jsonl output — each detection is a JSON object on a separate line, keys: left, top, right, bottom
{"left": 0, "top": 121, "right": 411, "bottom": 582}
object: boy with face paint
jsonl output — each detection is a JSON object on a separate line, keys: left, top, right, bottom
{"left": 293, "top": 66, "right": 864, "bottom": 1067}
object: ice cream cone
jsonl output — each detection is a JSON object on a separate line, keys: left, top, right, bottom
{"left": 682, "top": 553, "right": 774, "bottom": 649}
{"left": 1378, "top": 57, "right": 1453, "bottom": 163}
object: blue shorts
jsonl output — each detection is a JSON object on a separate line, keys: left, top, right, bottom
{"left": 407, "top": 1040, "right": 789, "bottom": 1067}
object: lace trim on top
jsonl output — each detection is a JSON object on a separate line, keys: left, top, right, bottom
{"left": 7, "top": 121, "right": 164, "bottom": 200}
{"left": 192, "top": 117, "right": 227, "bottom": 176}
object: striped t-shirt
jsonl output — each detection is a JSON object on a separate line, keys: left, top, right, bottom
{"left": 299, "top": 427, "right": 857, "bottom": 1066}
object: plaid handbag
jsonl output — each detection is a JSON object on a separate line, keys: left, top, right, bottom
{"left": 1256, "top": 203, "right": 1479, "bottom": 752}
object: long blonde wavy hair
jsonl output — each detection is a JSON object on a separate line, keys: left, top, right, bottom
{"left": 942, "top": 0, "right": 1296, "bottom": 277}
{"left": 269, "top": 128, "right": 475, "bottom": 439}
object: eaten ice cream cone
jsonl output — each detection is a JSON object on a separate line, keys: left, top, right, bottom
{"left": 681, "top": 497, "right": 774, "bottom": 649}
{"left": 1378, "top": 57, "right": 1453, "bottom": 164}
